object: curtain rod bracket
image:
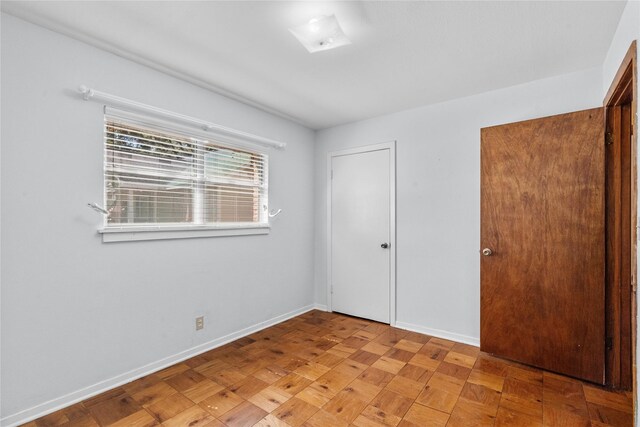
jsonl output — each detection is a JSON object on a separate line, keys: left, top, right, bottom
{"left": 78, "top": 85, "right": 94, "bottom": 101}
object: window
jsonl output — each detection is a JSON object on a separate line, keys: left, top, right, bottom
{"left": 101, "top": 110, "right": 269, "bottom": 240}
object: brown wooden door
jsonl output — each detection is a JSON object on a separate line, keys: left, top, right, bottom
{"left": 480, "top": 108, "right": 605, "bottom": 384}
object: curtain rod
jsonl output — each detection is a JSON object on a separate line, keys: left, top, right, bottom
{"left": 78, "top": 85, "right": 287, "bottom": 150}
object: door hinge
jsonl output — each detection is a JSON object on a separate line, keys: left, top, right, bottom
{"left": 606, "top": 337, "right": 613, "bottom": 351}
{"left": 605, "top": 132, "right": 614, "bottom": 145}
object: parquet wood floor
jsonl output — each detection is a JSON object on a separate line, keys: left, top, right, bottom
{"left": 23, "top": 310, "right": 633, "bottom": 427}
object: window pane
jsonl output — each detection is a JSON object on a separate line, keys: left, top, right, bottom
{"left": 104, "top": 115, "right": 268, "bottom": 229}
{"left": 204, "top": 184, "right": 259, "bottom": 223}
{"left": 106, "top": 174, "right": 193, "bottom": 224}
{"left": 204, "top": 144, "right": 264, "bottom": 185}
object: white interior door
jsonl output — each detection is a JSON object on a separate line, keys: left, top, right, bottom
{"left": 330, "top": 147, "right": 391, "bottom": 323}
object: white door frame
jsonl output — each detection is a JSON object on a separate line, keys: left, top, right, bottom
{"left": 327, "top": 141, "right": 397, "bottom": 326}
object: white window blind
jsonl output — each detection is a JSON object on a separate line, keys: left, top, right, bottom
{"left": 103, "top": 111, "right": 268, "bottom": 229}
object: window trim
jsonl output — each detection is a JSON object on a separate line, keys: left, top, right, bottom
{"left": 99, "top": 224, "right": 270, "bottom": 243}
{"left": 99, "top": 107, "right": 272, "bottom": 242}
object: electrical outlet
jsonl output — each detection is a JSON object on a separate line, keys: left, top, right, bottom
{"left": 195, "top": 316, "right": 204, "bottom": 331}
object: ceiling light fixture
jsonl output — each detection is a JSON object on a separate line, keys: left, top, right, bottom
{"left": 289, "top": 15, "right": 351, "bottom": 53}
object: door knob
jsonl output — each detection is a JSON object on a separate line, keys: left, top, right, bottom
{"left": 482, "top": 248, "right": 493, "bottom": 256}
{"left": 381, "top": 243, "right": 389, "bottom": 249}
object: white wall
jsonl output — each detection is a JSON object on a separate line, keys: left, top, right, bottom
{"left": 314, "top": 67, "right": 603, "bottom": 344}
{"left": 0, "top": 13, "right": 315, "bottom": 424}
{"left": 602, "top": 0, "right": 639, "bottom": 95}
{"left": 601, "top": 1, "right": 640, "bottom": 425}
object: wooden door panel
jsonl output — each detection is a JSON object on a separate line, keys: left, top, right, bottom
{"left": 481, "top": 108, "right": 605, "bottom": 383}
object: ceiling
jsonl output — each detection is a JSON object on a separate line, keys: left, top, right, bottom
{"left": 1, "top": 1, "right": 626, "bottom": 129}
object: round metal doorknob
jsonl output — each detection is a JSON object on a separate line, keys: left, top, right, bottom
{"left": 381, "top": 243, "right": 389, "bottom": 249}
{"left": 482, "top": 248, "right": 493, "bottom": 256}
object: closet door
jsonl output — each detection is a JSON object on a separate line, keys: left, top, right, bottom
{"left": 480, "top": 108, "right": 605, "bottom": 383}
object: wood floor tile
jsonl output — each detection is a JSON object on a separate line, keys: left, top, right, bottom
{"left": 415, "top": 384, "right": 460, "bottom": 414}
{"left": 24, "top": 310, "right": 634, "bottom": 427}
{"left": 294, "top": 361, "right": 331, "bottom": 381}
{"left": 467, "top": 369, "right": 505, "bottom": 392}
{"left": 122, "top": 376, "right": 163, "bottom": 396}
{"left": 198, "top": 389, "right": 244, "bottom": 418}
{"left": 315, "top": 369, "right": 354, "bottom": 395}
{"left": 435, "top": 361, "right": 471, "bottom": 381}
{"left": 32, "top": 411, "right": 68, "bottom": 427}
{"left": 86, "top": 392, "right": 142, "bottom": 426}
{"left": 244, "top": 387, "right": 286, "bottom": 413}
{"left": 397, "top": 363, "right": 433, "bottom": 384}
{"left": 495, "top": 407, "right": 542, "bottom": 427}
{"left": 371, "top": 356, "right": 406, "bottom": 374}
{"left": 459, "top": 382, "right": 501, "bottom": 412}
{"left": 295, "top": 383, "right": 333, "bottom": 408}
{"left": 312, "top": 351, "right": 344, "bottom": 368}
{"left": 370, "top": 389, "right": 413, "bottom": 418}
{"left": 447, "top": 400, "right": 496, "bottom": 427}
{"left": 358, "top": 367, "right": 396, "bottom": 387}
{"left": 181, "top": 379, "right": 225, "bottom": 403}
{"left": 583, "top": 384, "right": 633, "bottom": 413}
{"left": 353, "top": 404, "right": 402, "bottom": 427}
{"left": 131, "top": 381, "right": 178, "bottom": 407}
{"left": 219, "top": 401, "right": 267, "bottom": 427}
{"left": 82, "top": 387, "right": 128, "bottom": 408}
{"left": 253, "top": 413, "right": 292, "bottom": 427}
{"left": 417, "top": 343, "right": 448, "bottom": 361}
{"left": 349, "top": 349, "right": 382, "bottom": 366}
{"left": 146, "top": 393, "right": 194, "bottom": 422}
{"left": 429, "top": 337, "right": 455, "bottom": 349}
{"left": 384, "top": 348, "right": 415, "bottom": 363}
{"left": 501, "top": 377, "right": 543, "bottom": 418}
{"left": 587, "top": 402, "right": 634, "bottom": 427}
{"left": 543, "top": 376, "right": 589, "bottom": 418}
{"left": 543, "top": 405, "right": 591, "bottom": 427}
{"left": 507, "top": 365, "right": 543, "bottom": 386}
{"left": 362, "top": 341, "right": 392, "bottom": 356}
{"left": 344, "top": 378, "right": 382, "bottom": 403}
{"left": 155, "top": 364, "right": 190, "bottom": 380}
{"left": 252, "top": 365, "right": 289, "bottom": 384}
{"left": 209, "top": 367, "right": 247, "bottom": 388}
{"left": 451, "top": 342, "right": 480, "bottom": 357}
{"left": 164, "top": 369, "right": 207, "bottom": 392}
{"left": 302, "top": 409, "right": 349, "bottom": 427}
{"left": 272, "top": 397, "right": 319, "bottom": 426}
{"left": 443, "top": 351, "right": 477, "bottom": 369}
{"left": 384, "top": 375, "right": 424, "bottom": 400}
{"left": 108, "top": 410, "right": 159, "bottom": 427}
{"left": 407, "top": 353, "right": 442, "bottom": 371}
{"left": 427, "top": 371, "right": 466, "bottom": 395}
{"left": 161, "top": 406, "right": 214, "bottom": 427}
{"left": 394, "top": 339, "right": 424, "bottom": 353}
{"left": 227, "top": 375, "right": 269, "bottom": 399}
{"left": 474, "top": 354, "right": 511, "bottom": 377}
{"left": 399, "top": 402, "right": 449, "bottom": 427}
{"left": 322, "top": 390, "right": 369, "bottom": 423}
{"left": 273, "top": 373, "right": 313, "bottom": 397}
{"left": 59, "top": 405, "right": 98, "bottom": 427}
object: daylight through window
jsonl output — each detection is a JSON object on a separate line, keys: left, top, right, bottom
{"left": 104, "top": 115, "right": 268, "bottom": 228}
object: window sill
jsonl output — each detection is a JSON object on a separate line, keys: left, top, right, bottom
{"left": 98, "top": 224, "right": 270, "bottom": 243}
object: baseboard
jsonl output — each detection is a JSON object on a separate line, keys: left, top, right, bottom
{"left": 395, "top": 321, "right": 480, "bottom": 347}
{"left": 1, "top": 304, "right": 318, "bottom": 427}
{"left": 313, "top": 303, "right": 328, "bottom": 311}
